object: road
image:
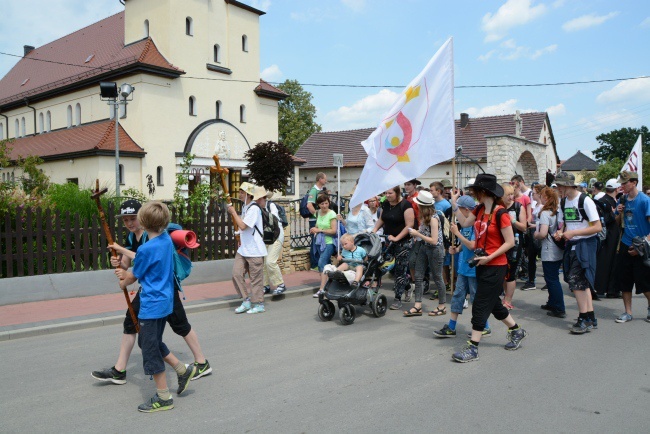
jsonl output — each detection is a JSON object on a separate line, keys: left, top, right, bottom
{"left": 1, "top": 285, "right": 648, "bottom": 433}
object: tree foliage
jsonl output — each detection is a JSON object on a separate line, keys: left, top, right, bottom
{"left": 592, "top": 126, "right": 649, "bottom": 163}
{"left": 245, "top": 141, "right": 294, "bottom": 193}
{"left": 172, "top": 153, "right": 216, "bottom": 217}
{"left": 277, "top": 79, "right": 321, "bottom": 154}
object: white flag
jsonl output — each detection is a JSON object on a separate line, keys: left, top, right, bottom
{"left": 350, "top": 38, "right": 455, "bottom": 208}
{"left": 621, "top": 134, "right": 643, "bottom": 183}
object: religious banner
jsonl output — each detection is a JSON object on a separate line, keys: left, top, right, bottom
{"left": 620, "top": 134, "right": 643, "bottom": 182}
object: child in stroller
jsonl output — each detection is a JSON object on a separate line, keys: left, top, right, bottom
{"left": 316, "top": 232, "right": 388, "bottom": 325}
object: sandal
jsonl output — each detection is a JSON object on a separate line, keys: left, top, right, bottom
{"left": 403, "top": 307, "right": 423, "bottom": 317}
{"left": 428, "top": 306, "right": 447, "bottom": 316}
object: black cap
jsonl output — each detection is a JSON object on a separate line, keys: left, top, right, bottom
{"left": 593, "top": 181, "right": 604, "bottom": 190}
{"left": 115, "top": 199, "right": 141, "bottom": 217}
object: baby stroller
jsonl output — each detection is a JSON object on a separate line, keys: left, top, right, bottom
{"left": 317, "top": 233, "right": 388, "bottom": 325}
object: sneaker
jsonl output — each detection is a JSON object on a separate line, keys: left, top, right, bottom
{"left": 615, "top": 312, "right": 633, "bottom": 323}
{"left": 540, "top": 304, "right": 552, "bottom": 311}
{"left": 247, "top": 303, "right": 265, "bottom": 314}
{"left": 504, "top": 327, "right": 527, "bottom": 350}
{"left": 433, "top": 324, "right": 456, "bottom": 338}
{"left": 452, "top": 342, "right": 479, "bottom": 363}
{"left": 310, "top": 266, "right": 319, "bottom": 272}
{"left": 521, "top": 282, "right": 536, "bottom": 291}
{"left": 429, "top": 290, "right": 439, "bottom": 300}
{"left": 262, "top": 285, "right": 271, "bottom": 294}
{"left": 313, "top": 290, "right": 324, "bottom": 298}
{"left": 177, "top": 364, "right": 197, "bottom": 395}
{"left": 191, "top": 360, "right": 212, "bottom": 381}
{"left": 570, "top": 318, "right": 590, "bottom": 334}
{"left": 138, "top": 393, "right": 174, "bottom": 413}
{"left": 389, "top": 299, "right": 402, "bottom": 310}
{"left": 467, "top": 328, "right": 492, "bottom": 338}
{"left": 235, "top": 300, "right": 251, "bottom": 314}
{"left": 540, "top": 285, "right": 548, "bottom": 291}
{"left": 272, "top": 284, "right": 287, "bottom": 295}
{"left": 585, "top": 318, "right": 598, "bottom": 330}
{"left": 547, "top": 310, "right": 567, "bottom": 318}
{"left": 463, "top": 299, "right": 469, "bottom": 309}
{"left": 91, "top": 366, "right": 126, "bottom": 385}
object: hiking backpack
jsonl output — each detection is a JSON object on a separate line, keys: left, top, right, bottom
{"left": 299, "top": 190, "right": 312, "bottom": 218}
{"left": 250, "top": 202, "right": 281, "bottom": 245}
{"left": 435, "top": 210, "right": 452, "bottom": 249}
{"left": 267, "top": 200, "right": 289, "bottom": 227}
{"left": 560, "top": 193, "right": 607, "bottom": 243}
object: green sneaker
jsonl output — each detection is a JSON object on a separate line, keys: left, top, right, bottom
{"left": 246, "top": 303, "right": 265, "bottom": 314}
{"left": 433, "top": 324, "right": 456, "bottom": 338}
{"left": 191, "top": 360, "right": 212, "bottom": 381}
{"left": 466, "top": 328, "right": 492, "bottom": 338}
{"left": 235, "top": 300, "right": 251, "bottom": 314}
{"left": 177, "top": 365, "right": 197, "bottom": 395}
{"left": 138, "top": 394, "right": 174, "bottom": 413}
{"left": 91, "top": 366, "right": 126, "bottom": 385}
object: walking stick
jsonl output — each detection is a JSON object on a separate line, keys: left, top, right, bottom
{"left": 91, "top": 180, "right": 139, "bottom": 332}
{"left": 210, "top": 155, "right": 240, "bottom": 247}
{"left": 450, "top": 156, "right": 456, "bottom": 295}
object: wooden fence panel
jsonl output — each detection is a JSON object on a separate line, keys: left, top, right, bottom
{"left": 15, "top": 207, "right": 24, "bottom": 277}
{"left": 45, "top": 208, "right": 54, "bottom": 274}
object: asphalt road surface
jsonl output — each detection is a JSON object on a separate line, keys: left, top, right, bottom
{"left": 1, "top": 285, "right": 648, "bottom": 433}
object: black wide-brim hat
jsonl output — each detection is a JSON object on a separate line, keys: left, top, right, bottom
{"left": 406, "top": 178, "right": 422, "bottom": 186}
{"left": 466, "top": 173, "right": 504, "bottom": 198}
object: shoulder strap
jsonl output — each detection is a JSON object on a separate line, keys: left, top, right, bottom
{"left": 495, "top": 207, "right": 508, "bottom": 230}
{"left": 577, "top": 193, "right": 589, "bottom": 221}
{"left": 560, "top": 197, "right": 566, "bottom": 212}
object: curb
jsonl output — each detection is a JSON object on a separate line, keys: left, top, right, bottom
{"left": 0, "top": 285, "right": 319, "bottom": 342}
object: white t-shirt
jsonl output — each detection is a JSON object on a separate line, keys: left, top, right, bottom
{"left": 558, "top": 193, "right": 599, "bottom": 241}
{"left": 593, "top": 192, "right": 605, "bottom": 200}
{"left": 238, "top": 202, "right": 268, "bottom": 257}
{"left": 523, "top": 188, "right": 537, "bottom": 209}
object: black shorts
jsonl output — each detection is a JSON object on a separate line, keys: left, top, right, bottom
{"left": 124, "top": 288, "right": 192, "bottom": 336}
{"left": 617, "top": 243, "right": 650, "bottom": 294}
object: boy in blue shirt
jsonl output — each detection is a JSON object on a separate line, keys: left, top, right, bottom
{"left": 116, "top": 201, "right": 197, "bottom": 413}
{"left": 433, "top": 195, "right": 491, "bottom": 337}
{"left": 314, "top": 234, "right": 367, "bottom": 296}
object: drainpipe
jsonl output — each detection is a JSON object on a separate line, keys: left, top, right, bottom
{"left": 24, "top": 98, "right": 37, "bottom": 135}
{"left": 0, "top": 112, "right": 8, "bottom": 139}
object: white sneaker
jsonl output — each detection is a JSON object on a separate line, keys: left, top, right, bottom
{"left": 235, "top": 300, "right": 251, "bottom": 314}
{"left": 463, "top": 299, "right": 469, "bottom": 309}
{"left": 313, "top": 290, "right": 324, "bottom": 298}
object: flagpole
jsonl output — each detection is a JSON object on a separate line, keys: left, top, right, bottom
{"left": 450, "top": 152, "right": 457, "bottom": 298}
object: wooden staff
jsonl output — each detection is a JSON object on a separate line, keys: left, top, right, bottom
{"left": 450, "top": 157, "right": 456, "bottom": 295}
{"left": 91, "top": 179, "right": 139, "bottom": 332}
{"left": 210, "top": 154, "right": 240, "bottom": 246}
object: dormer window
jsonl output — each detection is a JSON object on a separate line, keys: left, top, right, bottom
{"left": 186, "top": 17, "right": 193, "bottom": 36}
{"left": 242, "top": 35, "right": 248, "bottom": 52}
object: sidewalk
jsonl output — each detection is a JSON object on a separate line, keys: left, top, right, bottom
{"left": 0, "top": 270, "right": 321, "bottom": 341}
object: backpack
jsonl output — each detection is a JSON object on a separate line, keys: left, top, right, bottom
{"left": 560, "top": 193, "right": 606, "bottom": 243}
{"left": 250, "top": 202, "right": 281, "bottom": 245}
{"left": 474, "top": 204, "right": 511, "bottom": 245}
{"left": 593, "top": 196, "right": 615, "bottom": 226}
{"left": 268, "top": 200, "right": 289, "bottom": 227}
{"left": 299, "top": 190, "right": 313, "bottom": 218}
{"left": 435, "top": 210, "right": 452, "bottom": 249}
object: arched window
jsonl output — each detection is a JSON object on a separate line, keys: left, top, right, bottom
{"left": 14, "top": 119, "right": 19, "bottom": 138}
{"left": 157, "top": 166, "right": 164, "bottom": 186}
{"left": 189, "top": 96, "right": 197, "bottom": 116}
{"left": 186, "top": 17, "right": 193, "bottom": 36}
{"left": 67, "top": 105, "right": 72, "bottom": 128}
{"left": 144, "top": 19, "right": 149, "bottom": 37}
{"left": 75, "top": 103, "right": 81, "bottom": 126}
{"left": 119, "top": 164, "right": 125, "bottom": 185}
{"left": 46, "top": 111, "right": 51, "bottom": 132}
{"left": 216, "top": 100, "right": 222, "bottom": 119}
{"left": 213, "top": 44, "right": 221, "bottom": 63}
{"left": 240, "top": 104, "right": 246, "bottom": 123}
{"left": 242, "top": 34, "right": 248, "bottom": 52}
{"left": 39, "top": 113, "right": 44, "bottom": 134}
{"left": 21, "top": 117, "right": 26, "bottom": 137}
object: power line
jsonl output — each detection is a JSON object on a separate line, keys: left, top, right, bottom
{"left": 1, "top": 50, "right": 648, "bottom": 89}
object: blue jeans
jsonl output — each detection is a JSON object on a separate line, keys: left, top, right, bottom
{"left": 309, "top": 219, "right": 317, "bottom": 268}
{"left": 316, "top": 243, "right": 336, "bottom": 273}
{"left": 542, "top": 260, "right": 565, "bottom": 312}
{"left": 450, "top": 274, "right": 477, "bottom": 314}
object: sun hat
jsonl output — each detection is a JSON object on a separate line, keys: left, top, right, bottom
{"left": 457, "top": 195, "right": 477, "bottom": 210}
{"left": 252, "top": 186, "right": 267, "bottom": 201}
{"left": 441, "top": 179, "right": 452, "bottom": 188}
{"left": 413, "top": 190, "right": 434, "bottom": 206}
{"left": 239, "top": 182, "right": 255, "bottom": 196}
{"left": 115, "top": 199, "right": 141, "bottom": 217}
{"left": 554, "top": 171, "right": 576, "bottom": 187}
{"left": 617, "top": 171, "right": 639, "bottom": 184}
{"left": 405, "top": 178, "right": 422, "bottom": 186}
{"left": 466, "top": 173, "right": 504, "bottom": 198}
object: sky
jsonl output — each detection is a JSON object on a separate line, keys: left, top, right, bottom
{"left": 1, "top": 0, "right": 649, "bottom": 160}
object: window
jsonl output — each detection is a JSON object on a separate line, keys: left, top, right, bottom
{"left": 144, "top": 19, "right": 149, "bottom": 37}
{"left": 186, "top": 17, "right": 193, "bottom": 36}
{"left": 216, "top": 100, "right": 222, "bottom": 119}
{"left": 213, "top": 44, "right": 221, "bottom": 63}
{"left": 66, "top": 178, "right": 79, "bottom": 185}
{"left": 0, "top": 123, "right": 4, "bottom": 140}
{"left": 67, "top": 105, "right": 72, "bottom": 128}
{"left": 157, "top": 166, "right": 164, "bottom": 186}
{"left": 239, "top": 104, "right": 246, "bottom": 123}
{"left": 46, "top": 111, "right": 51, "bottom": 132}
{"left": 242, "top": 34, "right": 248, "bottom": 52}
{"left": 39, "top": 113, "right": 44, "bottom": 134}
{"left": 119, "top": 164, "right": 125, "bottom": 185}
{"left": 189, "top": 96, "right": 197, "bottom": 116}
{"left": 75, "top": 103, "right": 81, "bottom": 126}
{"left": 21, "top": 117, "right": 26, "bottom": 137}
{"left": 14, "top": 119, "right": 19, "bottom": 138}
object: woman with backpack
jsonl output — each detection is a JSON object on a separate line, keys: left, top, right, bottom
{"left": 448, "top": 174, "right": 528, "bottom": 363}
{"left": 501, "top": 183, "right": 527, "bottom": 310}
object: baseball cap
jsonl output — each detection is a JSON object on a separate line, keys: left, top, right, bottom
{"left": 593, "top": 181, "right": 604, "bottom": 190}
{"left": 115, "top": 199, "right": 141, "bottom": 217}
{"left": 457, "top": 195, "right": 476, "bottom": 210}
{"left": 617, "top": 171, "right": 638, "bottom": 184}
{"left": 605, "top": 179, "right": 619, "bottom": 190}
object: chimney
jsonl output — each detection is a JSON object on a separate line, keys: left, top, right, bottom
{"left": 460, "top": 113, "right": 469, "bottom": 128}
{"left": 23, "top": 45, "right": 35, "bottom": 56}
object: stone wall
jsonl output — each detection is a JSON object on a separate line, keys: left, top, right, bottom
{"left": 486, "top": 135, "right": 549, "bottom": 184}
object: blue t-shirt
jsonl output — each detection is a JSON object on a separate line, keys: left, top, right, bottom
{"left": 456, "top": 226, "right": 476, "bottom": 277}
{"left": 341, "top": 245, "right": 367, "bottom": 268}
{"left": 621, "top": 192, "right": 650, "bottom": 246}
{"left": 132, "top": 231, "right": 174, "bottom": 320}
{"left": 434, "top": 199, "right": 452, "bottom": 219}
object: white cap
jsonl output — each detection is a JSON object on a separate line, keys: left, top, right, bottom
{"left": 605, "top": 178, "right": 619, "bottom": 190}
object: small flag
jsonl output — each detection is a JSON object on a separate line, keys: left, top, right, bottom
{"left": 621, "top": 134, "right": 643, "bottom": 182}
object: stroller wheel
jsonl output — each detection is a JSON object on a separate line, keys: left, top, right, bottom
{"left": 339, "top": 304, "right": 356, "bottom": 325}
{"left": 372, "top": 294, "right": 388, "bottom": 317}
{"left": 318, "top": 301, "right": 336, "bottom": 321}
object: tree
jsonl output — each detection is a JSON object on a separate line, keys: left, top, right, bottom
{"left": 277, "top": 79, "right": 321, "bottom": 154}
{"left": 245, "top": 141, "right": 294, "bottom": 193}
{"left": 592, "top": 126, "right": 649, "bottom": 163}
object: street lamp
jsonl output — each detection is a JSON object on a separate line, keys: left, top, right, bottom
{"left": 100, "top": 81, "right": 135, "bottom": 197}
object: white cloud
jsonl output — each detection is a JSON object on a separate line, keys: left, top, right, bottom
{"left": 260, "top": 64, "right": 283, "bottom": 82}
{"left": 545, "top": 103, "right": 566, "bottom": 117}
{"left": 530, "top": 44, "right": 557, "bottom": 59}
{"left": 249, "top": 0, "right": 271, "bottom": 12}
{"left": 478, "top": 50, "right": 497, "bottom": 62}
{"left": 562, "top": 12, "right": 619, "bottom": 32}
{"left": 640, "top": 17, "right": 650, "bottom": 28}
{"left": 341, "top": 0, "right": 365, "bottom": 12}
{"left": 596, "top": 78, "right": 650, "bottom": 104}
{"left": 481, "top": 0, "right": 547, "bottom": 42}
{"left": 481, "top": 39, "right": 557, "bottom": 61}
{"left": 322, "top": 89, "right": 400, "bottom": 131}
{"left": 552, "top": 0, "right": 565, "bottom": 8}
{"left": 462, "top": 99, "right": 535, "bottom": 117}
